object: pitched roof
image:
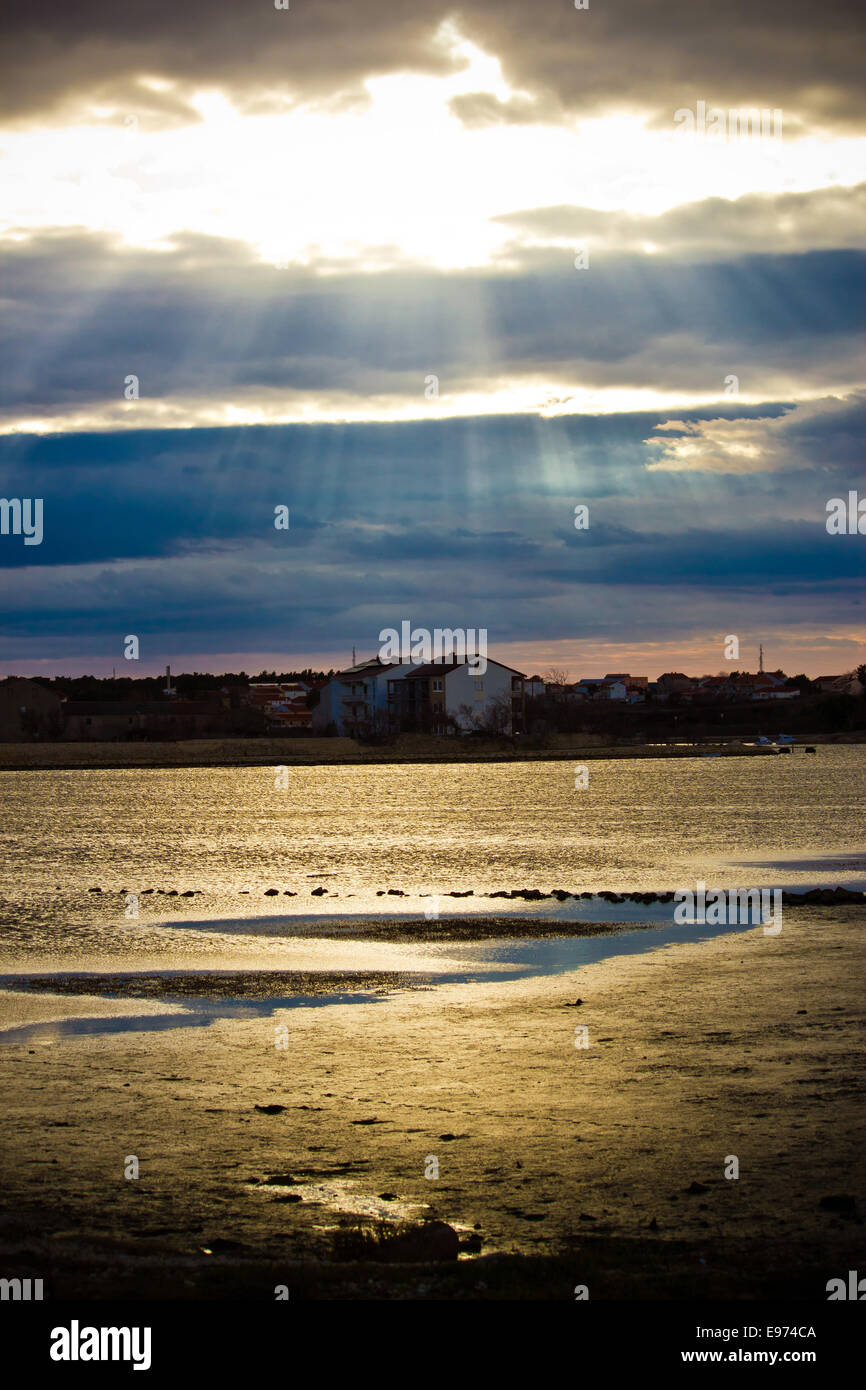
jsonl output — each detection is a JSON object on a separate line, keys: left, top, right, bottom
{"left": 405, "top": 662, "right": 462, "bottom": 679}
{"left": 404, "top": 658, "right": 527, "bottom": 679}
{"left": 336, "top": 658, "right": 387, "bottom": 678}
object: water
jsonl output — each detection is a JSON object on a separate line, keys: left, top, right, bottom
{"left": 0, "top": 914, "right": 765, "bottom": 1043}
{"left": 0, "top": 748, "right": 863, "bottom": 967}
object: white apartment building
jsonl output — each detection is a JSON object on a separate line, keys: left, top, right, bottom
{"left": 313, "top": 656, "right": 526, "bottom": 736}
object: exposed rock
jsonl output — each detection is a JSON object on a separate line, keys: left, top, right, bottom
{"left": 783, "top": 886, "right": 864, "bottom": 906}
{"left": 686, "top": 1181, "right": 710, "bottom": 1195}
{"left": 819, "top": 1194, "right": 859, "bottom": 1218}
{"left": 264, "top": 888, "right": 280, "bottom": 896}
{"left": 386, "top": 1220, "right": 459, "bottom": 1262}
{"left": 311, "top": 887, "right": 327, "bottom": 896}
{"left": 253, "top": 1104, "right": 286, "bottom": 1115}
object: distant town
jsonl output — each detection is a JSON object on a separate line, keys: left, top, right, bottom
{"left": 1, "top": 656, "right": 864, "bottom": 744}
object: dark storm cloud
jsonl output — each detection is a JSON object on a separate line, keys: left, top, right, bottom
{"left": 1, "top": 400, "right": 861, "bottom": 622}
{"left": 1, "top": 229, "right": 862, "bottom": 414}
{"left": 2, "top": 1, "right": 864, "bottom": 132}
{"left": 4, "top": 394, "right": 860, "bottom": 593}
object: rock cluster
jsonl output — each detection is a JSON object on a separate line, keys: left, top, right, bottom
{"left": 85, "top": 883, "right": 864, "bottom": 905}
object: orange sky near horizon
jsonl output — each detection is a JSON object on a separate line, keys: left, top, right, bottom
{"left": 4, "top": 632, "right": 863, "bottom": 683}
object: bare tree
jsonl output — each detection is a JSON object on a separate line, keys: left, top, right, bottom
{"left": 481, "top": 690, "right": 514, "bottom": 736}
{"left": 544, "top": 667, "right": 570, "bottom": 687}
{"left": 457, "top": 702, "right": 483, "bottom": 732}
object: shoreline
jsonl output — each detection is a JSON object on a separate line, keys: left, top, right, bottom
{"left": 0, "top": 903, "right": 862, "bottom": 1298}
{"left": 1, "top": 734, "right": 860, "bottom": 773}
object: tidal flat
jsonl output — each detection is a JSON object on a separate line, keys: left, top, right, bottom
{"left": 0, "top": 753, "right": 863, "bottom": 1298}
{"left": 0, "top": 904, "right": 862, "bottom": 1299}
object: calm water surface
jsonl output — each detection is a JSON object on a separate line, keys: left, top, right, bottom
{"left": 0, "top": 749, "right": 863, "bottom": 966}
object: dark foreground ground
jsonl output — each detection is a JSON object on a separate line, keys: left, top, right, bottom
{"left": 0, "top": 906, "right": 862, "bottom": 1301}
{"left": 1, "top": 1208, "right": 861, "bottom": 1300}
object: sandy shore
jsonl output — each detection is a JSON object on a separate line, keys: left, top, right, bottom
{"left": 0, "top": 904, "right": 862, "bottom": 1299}
{"left": 0, "top": 735, "right": 801, "bottom": 772}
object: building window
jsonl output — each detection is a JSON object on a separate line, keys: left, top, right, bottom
{"left": 432, "top": 678, "right": 443, "bottom": 692}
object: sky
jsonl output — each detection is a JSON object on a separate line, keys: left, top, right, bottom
{"left": 1, "top": 0, "right": 863, "bottom": 679}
